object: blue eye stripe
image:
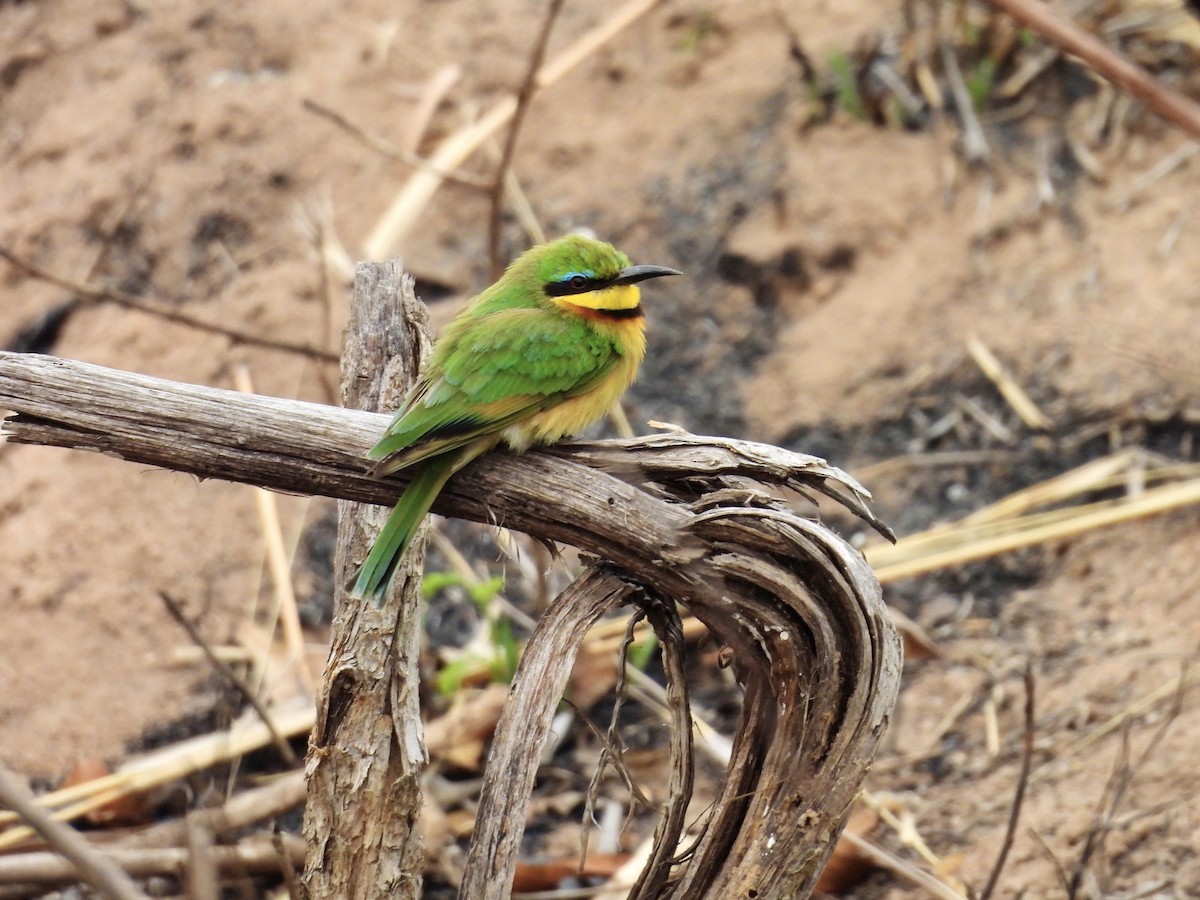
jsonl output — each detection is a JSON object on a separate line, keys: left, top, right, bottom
{"left": 544, "top": 269, "right": 605, "bottom": 297}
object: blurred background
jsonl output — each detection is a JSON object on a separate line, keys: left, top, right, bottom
{"left": 2, "top": 0, "right": 1199, "bottom": 895}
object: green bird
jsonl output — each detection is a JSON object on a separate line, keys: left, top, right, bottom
{"left": 350, "top": 234, "right": 680, "bottom": 600}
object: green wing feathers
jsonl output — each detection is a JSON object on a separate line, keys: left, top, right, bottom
{"left": 366, "top": 309, "right": 619, "bottom": 473}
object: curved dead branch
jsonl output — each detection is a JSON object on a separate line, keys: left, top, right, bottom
{"left": 0, "top": 329, "right": 900, "bottom": 896}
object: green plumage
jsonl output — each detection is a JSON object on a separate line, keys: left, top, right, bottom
{"left": 364, "top": 309, "right": 619, "bottom": 469}
{"left": 351, "top": 447, "right": 480, "bottom": 599}
{"left": 349, "top": 234, "right": 679, "bottom": 601}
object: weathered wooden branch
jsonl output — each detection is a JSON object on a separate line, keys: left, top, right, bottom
{"left": 300, "top": 261, "right": 429, "bottom": 898}
{"left": 0, "top": 290, "right": 901, "bottom": 895}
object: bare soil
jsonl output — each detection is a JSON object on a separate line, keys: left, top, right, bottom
{"left": 2, "top": 0, "right": 1199, "bottom": 896}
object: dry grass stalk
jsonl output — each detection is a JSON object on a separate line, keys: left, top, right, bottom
{"left": 967, "top": 336, "right": 1053, "bottom": 430}
{"left": 0, "top": 704, "right": 315, "bottom": 850}
{"left": 1067, "top": 671, "right": 1187, "bottom": 895}
{"left": 486, "top": 0, "right": 565, "bottom": 279}
{"left": 0, "top": 762, "right": 150, "bottom": 900}
{"left": 233, "top": 365, "right": 317, "bottom": 696}
{"left": 363, "top": 0, "right": 670, "bottom": 259}
{"left": 979, "top": 662, "right": 1036, "bottom": 900}
{"left": 866, "top": 453, "right": 1200, "bottom": 582}
{"left": 0, "top": 834, "right": 305, "bottom": 892}
{"left": 861, "top": 790, "right": 956, "bottom": 883}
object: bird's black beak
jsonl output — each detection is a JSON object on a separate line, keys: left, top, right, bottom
{"left": 612, "top": 264, "right": 683, "bottom": 286}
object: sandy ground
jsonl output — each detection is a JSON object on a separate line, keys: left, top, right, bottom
{"left": 2, "top": 0, "right": 1199, "bottom": 895}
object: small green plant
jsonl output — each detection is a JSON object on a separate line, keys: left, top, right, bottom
{"left": 626, "top": 630, "right": 659, "bottom": 671}
{"left": 423, "top": 571, "right": 518, "bottom": 696}
{"left": 966, "top": 56, "right": 997, "bottom": 111}
{"left": 421, "top": 570, "right": 504, "bottom": 605}
{"left": 828, "top": 51, "right": 867, "bottom": 121}
{"left": 677, "top": 9, "right": 719, "bottom": 55}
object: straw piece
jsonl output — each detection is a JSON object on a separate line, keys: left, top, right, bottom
{"left": 0, "top": 835, "right": 305, "bottom": 888}
{"left": 0, "top": 705, "right": 315, "bottom": 849}
{"left": 402, "top": 64, "right": 463, "bottom": 154}
{"left": 869, "top": 476, "right": 1200, "bottom": 583}
{"left": 959, "top": 450, "right": 1138, "bottom": 526}
{"left": 839, "top": 830, "right": 968, "bottom": 900}
{"left": 967, "top": 336, "right": 1053, "bottom": 430}
{"left": 0, "top": 762, "right": 149, "bottom": 900}
{"left": 233, "top": 365, "right": 316, "bottom": 696}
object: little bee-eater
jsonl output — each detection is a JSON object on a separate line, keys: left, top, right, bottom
{"left": 351, "top": 234, "right": 680, "bottom": 600}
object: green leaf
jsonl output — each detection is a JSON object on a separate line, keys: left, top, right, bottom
{"left": 967, "top": 57, "right": 997, "bottom": 112}
{"left": 421, "top": 570, "right": 465, "bottom": 599}
{"left": 828, "top": 52, "right": 866, "bottom": 121}
{"left": 469, "top": 575, "right": 506, "bottom": 606}
{"left": 627, "top": 632, "right": 659, "bottom": 671}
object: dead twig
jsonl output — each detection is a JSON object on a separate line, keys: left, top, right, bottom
{"left": 184, "top": 814, "right": 219, "bottom": 900}
{"left": 0, "top": 761, "right": 150, "bottom": 900}
{"left": 487, "top": 0, "right": 566, "bottom": 279}
{"left": 0, "top": 246, "right": 338, "bottom": 363}
{"left": 986, "top": 0, "right": 1200, "bottom": 140}
{"left": 301, "top": 98, "right": 490, "bottom": 188}
{"left": 1067, "top": 667, "right": 1188, "bottom": 896}
{"left": 980, "top": 660, "right": 1036, "bottom": 900}
{"left": 158, "top": 592, "right": 300, "bottom": 768}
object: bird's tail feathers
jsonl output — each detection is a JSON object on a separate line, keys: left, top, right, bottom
{"left": 349, "top": 450, "right": 465, "bottom": 602}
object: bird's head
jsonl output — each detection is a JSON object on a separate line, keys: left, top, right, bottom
{"left": 513, "top": 235, "right": 680, "bottom": 319}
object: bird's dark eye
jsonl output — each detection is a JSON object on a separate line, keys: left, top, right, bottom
{"left": 569, "top": 274, "right": 588, "bottom": 290}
